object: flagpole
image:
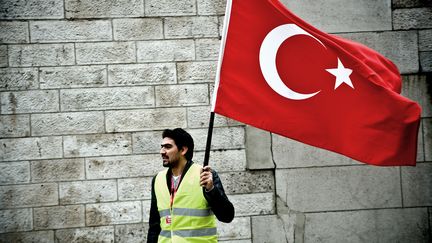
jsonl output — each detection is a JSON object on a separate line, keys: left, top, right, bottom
{"left": 203, "top": 112, "right": 215, "bottom": 167}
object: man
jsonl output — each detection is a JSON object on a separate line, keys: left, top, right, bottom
{"left": 147, "top": 128, "right": 235, "bottom": 242}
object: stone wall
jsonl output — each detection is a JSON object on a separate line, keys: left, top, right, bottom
{"left": 0, "top": 0, "right": 431, "bottom": 242}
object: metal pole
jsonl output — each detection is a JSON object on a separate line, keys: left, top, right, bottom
{"left": 203, "top": 112, "right": 215, "bottom": 166}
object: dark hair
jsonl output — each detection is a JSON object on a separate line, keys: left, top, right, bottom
{"left": 162, "top": 128, "right": 194, "bottom": 161}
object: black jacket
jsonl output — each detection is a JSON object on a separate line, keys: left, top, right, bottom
{"left": 147, "top": 160, "right": 235, "bottom": 242}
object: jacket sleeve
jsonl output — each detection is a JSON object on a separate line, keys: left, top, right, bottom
{"left": 147, "top": 176, "right": 161, "bottom": 243}
{"left": 203, "top": 170, "right": 235, "bottom": 223}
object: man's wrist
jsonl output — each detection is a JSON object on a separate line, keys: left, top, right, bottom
{"left": 205, "top": 185, "right": 214, "bottom": 192}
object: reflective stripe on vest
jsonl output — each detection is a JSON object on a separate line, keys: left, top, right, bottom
{"left": 160, "top": 228, "right": 218, "bottom": 238}
{"left": 159, "top": 208, "right": 214, "bottom": 217}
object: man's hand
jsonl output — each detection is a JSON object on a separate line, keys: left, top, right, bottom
{"left": 200, "top": 166, "right": 214, "bottom": 191}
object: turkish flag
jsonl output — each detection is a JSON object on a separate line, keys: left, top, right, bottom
{"left": 211, "top": 0, "right": 421, "bottom": 166}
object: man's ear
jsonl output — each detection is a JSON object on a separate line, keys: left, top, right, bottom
{"left": 180, "top": 146, "right": 188, "bottom": 156}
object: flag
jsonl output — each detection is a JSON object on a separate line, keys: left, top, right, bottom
{"left": 211, "top": 0, "right": 421, "bottom": 166}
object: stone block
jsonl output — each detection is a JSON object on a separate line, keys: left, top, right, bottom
{"left": 189, "top": 127, "right": 245, "bottom": 151}
{"left": 55, "top": 226, "right": 114, "bottom": 243}
{"left": 393, "top": 0, "right": 432, "bottom": 8}
{"left": 0, "top": 114, "right": 30, "bottom": 138}
{"left": 393, "top": 8, "right": 432, "bottom": 30}
{"left": 165, "top": 16, "right": 219, "bottom": 38}
{"left": 115, "top": 223, "right": 149, "bottom": 243}
{"left": 219, "top": 217, "right": 251, "bottom": 241}
{"left": 60, "top": 87, "right": 154, "bottom": 111}
{"left": 219, "top": 170, "right": 274, "bottom": 194}
{"left": 106, "top": 108, "right": 186, "bottom": 132}
{"left": 137, "top": 39, "right": 194, "bottom": 62}
{"left": 9, "top": 44, "right": 74, "bottom": 67}
{"left": 59, "top": 180, "right": 117, "bottom": 204}
{"left": 34, "top": 205, "right": 85, "bottom": 230}
{"left": 338, "top": 30, "right": 419, "bottom": 74}
{"left": 63, "top": 133, "right": 132, "bottom": 158}
{"left": 0, "top": 21, "right": 28, "bottom": 43}
{"left": 30, "top": 20, "right": 112, "bottom": 43}
{"left": 32, "top": 111, "right": 104, "bottom": 136}
{"left": 402, "top": 163, "right": 432, "bottom": 206}
{"left": 194, "top": 149, "right": 247, "bottom": 172}
{"left": 0, "top": 161, "right": 30, "bottom": 184}
{"left": 40, "top": 66, "right": 106, "bottom": 89}
{"left": 108, "top": 63, "right": 176, "bottom": 86}
{"left": 76, "top": 42, "right": 135, "bottom": 65}
{"left": 230, "top": 193, "right": 275, "bottom": 216}
{"left": 65, "top": 0, "right": 143, "bottom": 18}
{"left": 187, "top": 106, "right": 240, "bottom": 128}
{"left": 118, "top": 177, "right": 153, "bottom": 201}
{"left": 0, "top": 0, "right": 63, "bottom": 19}
{"left": 0, "top": 183, "right": 58, "bottom": 208}
{"left": 251, "top": 215, "right": 291, "bottom": 243}
{"left": 195, "top": 38, "right": 220, "bottom": 60}
{"left": 31, "top": 158, "right": 85, "bottom": 182}
{"left": 113, "top": 18, "right": 163, "bottom": 41}
{"left": 304, "top": 208, "right": 430, "bottom": 242}
{"left": 0, "top": 231, "right": 54, "bottom": 243}
{"left": 219, "top": 240, "right": 251, "bottom": 243}
{"left": 419, "top": 29, "right": 432, "bottom": 51}
{"left": 86, "top": 201, "right": 142, "bottom": 226}
{"left": 280, "top": 0, "right": 392, "bottom": 33}
{"left": 0, "top": 136, "right": 62, "bottom": 161}
{"left": 0, "top": 45, "right": 6, "bottom": 67}
{"left": 145, "top": 0, "right": 196, "bottom": 16}
{"left": 132, "top": 131, "right": 163, "bottom": 154}
{"left": 142, "top": 200, "right": 151, "bottom": 222}
{"left": 1, "top": 90, "right": 59, "bottom": 114}
{"left": 0, "top": 68, "right": 38, "bottom": 91}
{"left": 401, "top": 75, "right": 432, "bottom": 118}
{"left": 197, "top": 0, "right": 226, "bottom": 15}
{"left": 155, "top": 84, "right": 209, "bottom": 107}
{"left": 425, "top": 118, "right": 432, "bottom": 161}
{"left": 245, "top": 127, "right": 274, "bottom": 170}
{"left": 177, "top": 61, "right": 217, "bottom": 84}
{"left": 420, "top": 51, "right": 432, "bottom": 72}
{"left": 276, "top": 166, "right": 402, "bottom": 212}
{"left": 86, "top": 154, "right": 161, "bottom": 179}
{"left": 0, "top": 209, "right": 32, "bottom": 233}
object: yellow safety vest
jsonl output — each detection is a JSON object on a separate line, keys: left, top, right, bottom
{"left": 155, "top": 163, "right": 217, "bottom": 243}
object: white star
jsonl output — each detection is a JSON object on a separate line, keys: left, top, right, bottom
{"left": 326, "top": 58, "right": 354, "bottom": 89}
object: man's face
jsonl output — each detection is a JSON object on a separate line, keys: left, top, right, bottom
{"left": 160, "top": 137, "right": 183, "bottom": 168}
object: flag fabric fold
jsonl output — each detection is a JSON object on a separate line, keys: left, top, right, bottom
{"left": 211, "top": 0, "right": 421, "bottom": 166}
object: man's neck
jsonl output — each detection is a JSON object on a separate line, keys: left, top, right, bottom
{"left": 171, "top": 159, "right": 187, "bottom": 176}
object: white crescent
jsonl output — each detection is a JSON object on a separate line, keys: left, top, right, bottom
{"left": 259, "top": 24, "right": 325, "bottom": 100}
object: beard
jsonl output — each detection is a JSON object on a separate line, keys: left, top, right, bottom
{"left": 162, "top": 155, "right": 179, "bottom": 168}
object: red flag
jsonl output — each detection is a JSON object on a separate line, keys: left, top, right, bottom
{"left": 212, "top": 0, "right": 421, "bottom": 166}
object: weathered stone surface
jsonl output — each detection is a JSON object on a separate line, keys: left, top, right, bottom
{"left": 177, "top": 61, "right": 217, "bottom": 84}
{"left": 76, "top": 42, "right": 135, "bottom": 65}
{"left": 0, "top": 21, "right": 29, "bottom": 43}
{"left": 195, "top": 38, "right": 220, "bottom": 60}
{"left": 86, "top": 201, "right": 142, "bottom": 226}
{"left": 60, "top": 87, "right": 154, "bottom": 111}
{"left": 113, "top": 18, "right": 163, "bottom": 40}
{"left": 34, "top": 205, "right": 84, "bottom": 230}
{"left": 86, "top": 154, "right": 161, "bottom": 179}
{"left": 1, "top": 90, "right": 59, "bottom": 114}
{"left": 0, "top": 68, "right": 38, "bottom": 91}
{"left": 59, "top": 180, "right": 117, "bottom": 204}
{"left": 115, "top": 223, "right": 148, "bottom": 243}
{"left": 246, "top": 127, "right": 274, "bottom": 170}
{"left": 40, "top": 66, "right": 106, "bottom": 89}
{"left": 251, "top": 215, "right": 291, "bottom": 243}
{"left": 338, "top": 30, "right": 419, "bottom": 74}
{"left": 0, "top": 183, "right": 58, "bottom": 208}
{"left": 0, "top": 45, "right": 6, "bottom": 67}
{"left": 0, "top": 209, "right": 32, "bottom": 233}
{"left": 276, "top": 166, "right": 401, "bottom": 212}
{"left": 393, "top": 8, "right": 432, "bottom": 30}
{"left": 31, "top": 159, "right": 85, "bottom": 182}
{"left": 0, "top": 136, "right": 62, "bottom": 161}
{"left": 142, "top": 200, "right": 151, "bottom": 223}
{"left": 145, "top": 0, "right": 196, "bottom": 16}
{"left": 165, "top": 16, "right": 219, "bottom": 38}
{"left": 132, "top": 131, "right": 163, "bottom": 154}
{"left": 30, "top": 20, "right": 112, "bottom": 43}
{"left": 187, "top": 106, "right": 240, "bottom": 128}
{"left": 32, "top": 112, "right": 105, "bottom": 136}
{"left": 0, "top": 0, "right": 63, "bottom": 19}
{"left": 281, "top": 0, "right": 392, "bottom": 33}
{"left": 189, "top": 127, "right": 245, "bottom": 151}
{"left": 402, "top": 163, "right": 432, "bottom": 206}
{"left": 108, "top": 63, "right": 175, "bottom": 86}
{"left": 0, "top": 161, "right": 29, "bottom": 184}
{"left": 106, "top": 108, "right": 186, "bottom": 132}
{"left": 9, "top": 44, "right": 74, "bottom": 67}
{"left": 0, "top": 231, "right": 54, "bottom": 243}
{"left": 55, "top": 226, "right": 114, "bottom": 243}
{"left": 419, "top": 29, "right": 432, "bottom": 51}
{"left": 118, "top": 177, "right": 153, "bottom": 201}
{"left": 66, "top": 0, "right": 143, "bottom": 18}
{"left": 229, "top": 193, "right": 275, "bottom": 216}
{"left": 420, "top": 51, "right": 432, "bottom": 72}
{"left": 194, "top": 149, "right": 247, "bottom": 172}
{"left": 219, "top": 217, "right": 251, "bottom": 241}
{"left": 155, "top": 84, "right": 209, "bottom": 107}
{"left": 393, "top": 0, "right": 432, "bottom": 8}
{"left": 219, "top": 240, "right": 251, "bottom": 243}
{"left": 197, "top": 0, "right": 226, "bottom": 15}
{"left": 137, "top": 39, "right": 194, "bottom": 62}
{"left": 402, "top": 75, "right": 432, "bottom": 118}
{"left": 63, "top": 133, "right": 132, "bottom": 158}
{"left": 0, "top": 114, "right": 30, "bottom": 138}
{"left": 425, "top": 118, "right": 432, "bottom": 161}
{"left": 219, "top": 171, "right": 274, "bottom": 194}
{"left": 304, "top": 208, "right": 430, "bottom": 242}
